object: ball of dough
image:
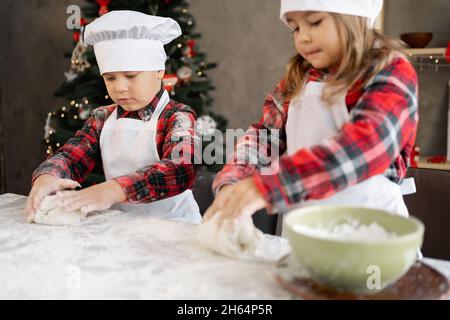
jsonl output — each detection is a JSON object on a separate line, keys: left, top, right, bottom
{"left": 32, "top": 195, "right": 86, "bottom": 226}
{"left": 197, "top": 213, "right": 265, "bottom": 261}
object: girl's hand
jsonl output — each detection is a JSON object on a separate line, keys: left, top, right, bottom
{"left": 203, "top": 178, "right": 267, "bottom": 223}
{"left": 56, "top": 180, "right": 127, "bottom": 214}
{"left": 25, "top": 175, "right": 81, "bottom": 223}
{"left": 203, "top": 184, "right": 235, "bottom": 222}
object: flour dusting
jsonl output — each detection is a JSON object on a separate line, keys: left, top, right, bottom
{"left": 293, "top": 218, "right": 397, "bottom": 241}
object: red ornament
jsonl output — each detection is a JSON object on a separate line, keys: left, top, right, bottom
{"left": 162, "top": 74, "right": 178, "bottom": 94}
{"left": 73, "top": 31, "right": 80, "bottom": 42}
{"left": 96, "top": 0, "right": 110, "bottom": 16}
{"left": 427, "top": 155, "right": 447, "bottom": 164}
{"left": 186, "top": 39, "right": 196, "bottom": 57}
{"left": 96, "top": 0, "right": 110, "bottom": 5}
{"left": 445, "top": 41, "right": 450, "bottom": 64}
{"left": 410, "top": 145, "right": 420, "bottom": 167}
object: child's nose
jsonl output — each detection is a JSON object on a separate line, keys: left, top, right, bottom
{"left": 299, "top": 29, "right": 312, "bottom": 43}
{"left": 115, "top": 78, "right": 128, "bottom": 92}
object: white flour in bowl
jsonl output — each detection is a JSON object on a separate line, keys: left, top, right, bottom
{"left": 292, "top": 218, "right": 398, "bottom": 241}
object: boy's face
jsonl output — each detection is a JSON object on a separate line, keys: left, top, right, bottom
{"left": 102, "top": 70, "right": 165, "bottom": 111}
{"left": 286, "top": 11, "right": 343, "bottom": 69}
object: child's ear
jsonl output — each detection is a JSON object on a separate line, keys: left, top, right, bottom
{"left": 156, "top": 70, "right": 165, "bottom": 80}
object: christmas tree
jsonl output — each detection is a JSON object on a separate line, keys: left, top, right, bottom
{"left": 44, "top": 0, "right": 227, "bottom": 186}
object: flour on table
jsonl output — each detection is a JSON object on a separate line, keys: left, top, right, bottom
{"left": 31, "top": 195, "right": 86, "bottom": 226}
{"left": 197, "top": 214, "right": 290, "bottom": 262}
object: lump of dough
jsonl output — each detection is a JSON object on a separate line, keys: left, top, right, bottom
{"left": 32, "top": 195, "right": 86, "bottom": 226}
{"left": 197, "top": 214, "right": 283, "bottom": 262}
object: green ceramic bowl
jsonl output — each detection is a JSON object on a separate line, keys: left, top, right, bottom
{"left": 284, "top": 206, "right": 424, "bottom": 294}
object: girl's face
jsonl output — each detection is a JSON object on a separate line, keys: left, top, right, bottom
{"left": 286, "top": 11, "right": 343, "bottom": 69}
{"left": 102, "top": 70, "right": 164, "bottom": 111}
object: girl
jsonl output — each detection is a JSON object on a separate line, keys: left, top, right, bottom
{"left": 26, "top": 11, "right": 202, "bottom": 224}
{"left": 204, "top": 0, "right": 418, "bottom": 225}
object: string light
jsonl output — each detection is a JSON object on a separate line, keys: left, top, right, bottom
{"left": 409, "top": 54, "right": 449, "bottom": 70}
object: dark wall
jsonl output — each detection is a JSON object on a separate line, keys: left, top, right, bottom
{"left": 1, "top": 0, "right": 84, "bottom": 195}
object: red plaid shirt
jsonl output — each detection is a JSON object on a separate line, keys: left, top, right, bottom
{"left": 32, "top": 89, "right": 198, "bottom": 203}
{"left": 213, "top": 55, "right": 419, "bottom": 213}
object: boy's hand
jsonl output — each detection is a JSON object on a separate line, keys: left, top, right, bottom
{"left": 56, "top": 180, "right": 127, "bottom": 214}
{"left": 203, "top": 178, "right": 267, "bottom": 224}
{"left": 25, "top": 175, "right": 81, "bottom": 223}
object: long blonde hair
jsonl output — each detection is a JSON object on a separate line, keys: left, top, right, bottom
{"left": 284, "top": 13, "right": 405, "bottom": 102}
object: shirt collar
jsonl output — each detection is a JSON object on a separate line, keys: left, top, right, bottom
{"left": 116, "top": 88, "right": 165, "bottom": 121}
{"left": 307, "top": 67, "right": 335, "bottom": 82}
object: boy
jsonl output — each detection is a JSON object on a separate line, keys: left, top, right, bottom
{"left": 26, "top": 11, "right": 201, "bottom": 224}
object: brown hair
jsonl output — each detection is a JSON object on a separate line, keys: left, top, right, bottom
{"left": 283, "top": 13, "right": 406, "bottom": 103}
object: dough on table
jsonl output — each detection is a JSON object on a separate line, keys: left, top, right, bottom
{"left": 196, "top": 213, "right": 290, "bottom": 262}
{"left": 32, "top": 195, "right": 86, "bottom": 226}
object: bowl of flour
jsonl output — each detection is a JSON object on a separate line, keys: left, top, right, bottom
{"left": 284, "top": 206, "right": 424, "bottom": 294}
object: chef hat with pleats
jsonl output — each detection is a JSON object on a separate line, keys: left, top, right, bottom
{"left": 280, "top": 0, "right": 383, "bottom": 28}
{"left": 83, "top": 10, "right": 181, "bottom": 74}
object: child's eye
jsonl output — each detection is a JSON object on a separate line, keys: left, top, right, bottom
{"left": 310, "top": 19, "right": 322, "bottom": 27}
{"left": 104, "top": 77, "right": 115, "bottom": 81}
{"left": 126, "top": 74, "right": 137, "bottom": 79}
{"left": 291, "top": 26, "right": 299, "bottom": 34}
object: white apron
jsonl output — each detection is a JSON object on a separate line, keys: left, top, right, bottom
{"left": 99, "top": 90, "right": 202, "bottom": 224}
{"left": 284, "top": 81, "right": 415, "bottom": 216}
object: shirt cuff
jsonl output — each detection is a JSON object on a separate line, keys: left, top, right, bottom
{"left": 31, "top": 171, "right": 63, "bottom": 186}
{"left": 252, "top": 172, "right": 288, "bottom": 214}
{"left": 113, "top": 174, "right": 155, "bottom": 203}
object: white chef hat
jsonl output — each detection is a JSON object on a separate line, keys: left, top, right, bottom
{"left": 83, "top": 10, "right": 181, "bottom": 74}
{"left": 280, "top": 0, "right": 383, "bottom": 28}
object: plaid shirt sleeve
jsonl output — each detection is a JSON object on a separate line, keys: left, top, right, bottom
{"left": 214, "top": 55, "right": 419, "bottom": 213}
{"left": 112, "top": 102, "right": 198, "bottom": 203}
{"left": 212, "top": 80, "right": 289, "bottom": 194}
{"left": 31, "top": 109, "right": 105, "bottom": 184}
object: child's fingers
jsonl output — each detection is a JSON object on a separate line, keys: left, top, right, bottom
{"left": 222, "top": 193, "right": 242, "bottom": 222}
{"left": 25, "top": 195, "right": 36, "bottom": 222}
{"left": 80, "top": 205, "right": 96, "bottom": 215}
{"left": 56, "top": 190, "right": 79, "bottom": 198}
{"left": 32, "top": 188, "right": 48, "bottom": 212}
{"left": 59, "top": 193, "right": 91, "bottom": 211}
{"left": 58, "top": 179, "right": 81, "bottom": 190}
{"left": 203, "top": 203, "right": 219, "bottom": 222}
